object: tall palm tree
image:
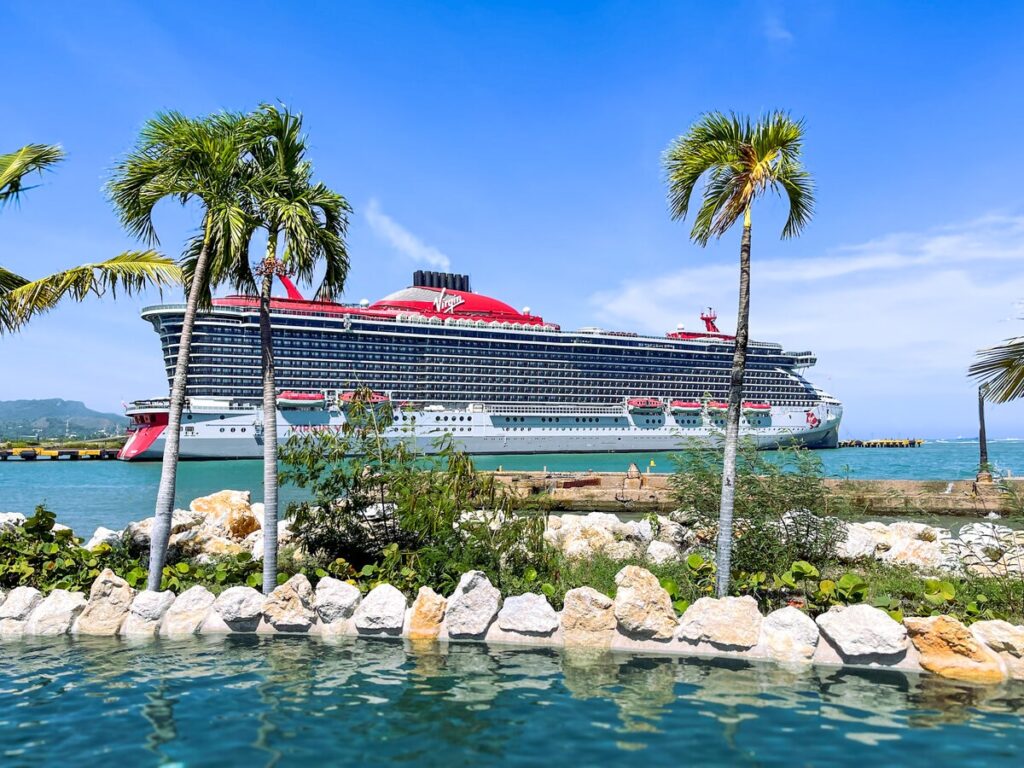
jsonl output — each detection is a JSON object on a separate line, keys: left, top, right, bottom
{"left": 190, "top": 105, "right": 351, "bottom": 593}
{"left": 108, "top": 113, "right": 258, "bottom": 590}
{"left": 663, "top": 112, "right": 814, "bottom": 597}
{"left": 0, "top": 144, "right": 178, "bottom": 334}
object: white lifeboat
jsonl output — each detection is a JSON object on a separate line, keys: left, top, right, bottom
{"left": 277, "top": 391, "right": 326, "bottom": 409}
{"left": 669, "top": 400, "right": 702, "bottom": 414}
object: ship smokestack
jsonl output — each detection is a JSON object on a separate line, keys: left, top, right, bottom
{"left": 412, "top": 271, "right": 471, "bottom": 292}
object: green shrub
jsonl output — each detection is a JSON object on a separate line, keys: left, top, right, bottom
{"left": 279, "top": 395, "right": 556, "bottom": 595}
{"left": 670, "top": 440, "right": 845, "bottom": 576}
{"left": 0, "top": 506, "right": 107, "bottom": 593}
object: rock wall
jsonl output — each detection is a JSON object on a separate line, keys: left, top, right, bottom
{"left": 3, "top": 565, "right": 1022, "bottom": 686}
{"left": 543, "top": 511, "right": 1024, "bottom": 576}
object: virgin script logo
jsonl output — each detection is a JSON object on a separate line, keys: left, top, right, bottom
{"left": 433, "top": 289, "right": 465, "bottom": 314}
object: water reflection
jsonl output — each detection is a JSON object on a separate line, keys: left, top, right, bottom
{"left": 1, "top": 636, "right": 1023, "bottom": 766}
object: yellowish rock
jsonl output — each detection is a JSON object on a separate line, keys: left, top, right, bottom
{"left": 190, "top": 490, "right": 261, "bottom": 541}
{"left": 407, "top": 587, "right": 446, "bottom": 639}
{"left": 905, "top": 615, "right": 1006, "bottom": 683}
{"left": 612, "top": 566, "right": 676, "bottom": 641}
{"left": 562, "top": 587, "right": 616, "bottom": 647}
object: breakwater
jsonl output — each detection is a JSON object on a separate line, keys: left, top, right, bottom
{"left": 497, "top": 470, "right": 1022, "bottom": 517}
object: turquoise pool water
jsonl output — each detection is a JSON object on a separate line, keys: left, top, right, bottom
{"left": 1, "top": 636, "right": 1022, "bottom": 766}
{"left": 1, "top": 439, "right": 1022, "bottom": 535}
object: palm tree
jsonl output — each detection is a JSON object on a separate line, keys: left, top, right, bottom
{"left": 971, "top": 339, "right": 1024, "bottom": 403}
{"left": 108, "top": 113, "right": 258, "bottom": 590}
{"left": 663, "top": 112, "right": 814, "bottom": 597}
{"left": 0, "top": 144, "right": 178, "bottom": 334}
{"left": 190, "top": 105, "right": 350, "bottom": 593}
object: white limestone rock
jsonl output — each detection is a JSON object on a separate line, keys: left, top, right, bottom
{"left": 0, "top": 512, "right": 26, "bottom": 532}
{"left": 837, "top": 523, "right": 881, "bottom": 560}
{"left": 602, "top": 540, "right": 642, "bottom": 561}
{"left": 446, "top": 571, "right": 501, "bottom": 638}
{"left": 561, "top": 525, "right": 616, "bottom": 560}
{"left": 624, "top": 519, "right": 655, "bottom": 545}
{"left": 24, "top": 589, "right": 87, "bottom": 636}
{"left": 121, "top": 590, "right": 176, "bottom": 636}
{"left": 758, "top": 606, "right": 820, "bottom": 662}
{"left": 878, "top": 537, "right": 959, "bottom": 572}
{"left": 0, "top": 586, "right": 43, "bottom": 636}
{"left": 209, "top": 586, "right": 264, "bottom": 632}
{"left": 160, "top": 585, "right": 216, "bottom": 636}
{"left": 816, "top": 604, "right": 908, "bottom": 659}
{"left": 84, "top": 526, "right": 121, "bottom": 551}
{"left": 971, "top": 619, "right": 1024, "bottom": 680}
{"left": 73, "top": 569, "right": 135, "bottom": 635}
{"left": 613, "top": 565, "right": 676, "bottom": 641}
{"left": 315, "top": 577, "right": 361, "bottom": 624}
{"left": 645, "top": 540, "right": 681, "bottom": 565}
{"left": 676, "top": 596, "right": 762, "bottom": 650}
{"left": 261, "top": 574, "right": 316, "bottom": 633}
{"left": 122, "top": 509, "right": 203, "bottom": 552}
{"left": 497, "top": 593, "right": 559, "bottom": 636}
{"left": 352, "top": 584, "right": 407, "bottom": 635}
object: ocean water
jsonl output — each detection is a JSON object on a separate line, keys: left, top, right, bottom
{"left": 1, "top": 636, "right": 1022, "bottom": 767}
{"left": 0, "top": 439, "right": 1019, "bottom": 536}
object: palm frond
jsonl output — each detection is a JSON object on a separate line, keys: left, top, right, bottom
{"left": 0, "top": 266, "right": 28, "bottom": 293}
{"left": 0, "top": 144, "right": 65, "bottom": 207}
{"left": 662, "top": 110, "right": 815, "bottom": 244}
{"left": 0, "top": 251, "right": 180, "bottom": 334}
{"left": 970, "top": 338, "right": 1024, "bottom": 403}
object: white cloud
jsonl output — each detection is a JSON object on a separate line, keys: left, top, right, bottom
{"left": 762, "top": 11, "right": 793, "bottom": 43}
{"left": 589, "top": 214, "right": 1024, "bottom": 437}
{"left": 364, "top": 198, "right": 451, "bottom": 270}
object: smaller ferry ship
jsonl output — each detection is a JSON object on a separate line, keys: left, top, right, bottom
{"left": 119, "top": 271, "right": 842, "bottom": 460}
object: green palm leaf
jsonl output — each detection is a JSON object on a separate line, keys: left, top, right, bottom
{"left": 0, "top": 144, "right": 65, "bottom": 206}
{"left": 0, "top": 251, "right": 180, "bottom": 334}
{"left": 970, "top": 338, "right": 1024, "bottom": 403}
{"left": 663, "top": 110, "right": 814, "bottom": 243}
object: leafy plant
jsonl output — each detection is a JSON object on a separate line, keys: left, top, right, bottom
{"left": 0, "top": 506, "right": 103, "bottom": 593}
{"left": 279, "top": 398, "right": 555, "bottom": 595}
{"left": 670, "top": 440, "right": 844, "bottom": 580}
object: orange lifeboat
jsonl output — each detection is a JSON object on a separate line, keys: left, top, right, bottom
{"left": 339, "top": 390, "right": 390, "bottom": 409}
{"left": 743, "top": 401, "right": 771, "bottom": 414}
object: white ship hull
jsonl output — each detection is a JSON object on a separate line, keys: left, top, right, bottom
{"left": 120, "top": 401, "right": 842, "bottom": 460}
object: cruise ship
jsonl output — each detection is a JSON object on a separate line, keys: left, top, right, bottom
{"left": 119, "top": 271, "right": 841, "bottom": 460}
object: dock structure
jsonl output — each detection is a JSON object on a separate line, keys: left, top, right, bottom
{"left": 0, "top": 448, "right": 120, "bottom": 461}
{"left": 838, "top": 439, "right": 923, "bottom": 448}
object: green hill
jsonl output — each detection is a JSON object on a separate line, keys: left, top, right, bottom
{"left": 0, "top": 399, "right": 128, "bottom": 440}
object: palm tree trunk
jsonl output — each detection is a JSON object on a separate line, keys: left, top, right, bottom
{"left": 260, "top": 232, "right": 280, "bottom": 595}
{"left": 146, "top": 236, "right": 210, "bottom": 590}
{"left": 978, "top": 385, "right": 990, "bottom": 480}
{"left": 714, "top": 209, "right": 752, "bottom": 598}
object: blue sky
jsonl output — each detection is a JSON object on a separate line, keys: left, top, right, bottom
{"left": 2, "top": 0, "right": 1024, "bottom": 438}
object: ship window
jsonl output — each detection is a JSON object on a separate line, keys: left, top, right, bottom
{"left": 220, "top": 428, "right": 225, "bottom": 432}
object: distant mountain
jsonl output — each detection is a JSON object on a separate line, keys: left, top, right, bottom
{"left": 0, "top": 399, "right": 128, "bottom": 440}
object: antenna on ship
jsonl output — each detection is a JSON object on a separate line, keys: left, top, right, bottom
{"left": 700, "top": 308, "right": 719, "bottom": 333}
